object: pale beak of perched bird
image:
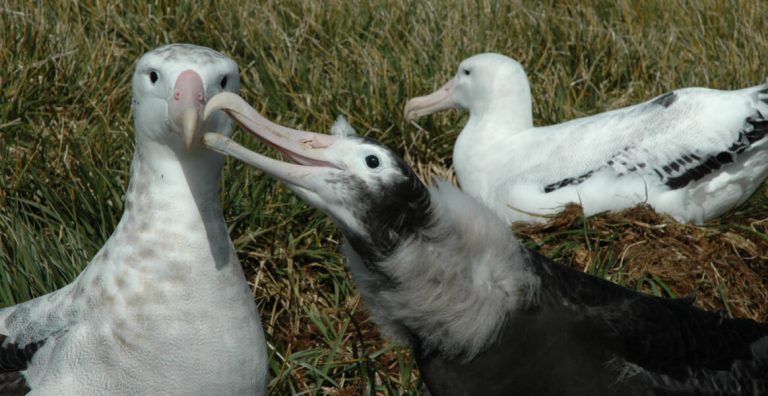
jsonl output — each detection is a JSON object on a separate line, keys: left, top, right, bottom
{"left": 202, "top": 92, "right": 339, "bottom": 186}
{"left": 404, "top": 78, "right": 457, "bottom": 122}
{"left": 168, "top": 69, "right": 206, "bottom": 150}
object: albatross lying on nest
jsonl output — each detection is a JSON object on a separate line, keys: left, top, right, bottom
{"left": 404, "top": 53, "right": 768, "bottom": 224}
{"left": 202, "top": 92, "right": 768, "bottom": 395}
{"left": 0, "top": 45, "right": 267, "bottom": 395}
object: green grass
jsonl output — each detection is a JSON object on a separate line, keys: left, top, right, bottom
{"left": 2, "top": 1, "right": 768, "bottom": 394}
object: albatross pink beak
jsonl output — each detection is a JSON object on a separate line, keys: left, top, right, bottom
{"left": 403, "top": 78, "right": 458, "bottom": 122}
{"left": 168, "top": 69, "right": 205, "bottom": 150}
{"left": 200, "top": 92, "right": 340, "bottom": 190}
{"left": 202, "top": 92, "right": 337, "bottom": 166}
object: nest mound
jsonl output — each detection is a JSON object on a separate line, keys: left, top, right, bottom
{"left": 514, "top": 204, "right": 768, "bottom": 321}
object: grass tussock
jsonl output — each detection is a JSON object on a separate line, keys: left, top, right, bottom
{"left": 2, "top": 1, "right": 768, "bottom": 394}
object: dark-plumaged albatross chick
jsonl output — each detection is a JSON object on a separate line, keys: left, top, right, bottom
{"left": 404, "top": 53, "right": 768, "bottom": 224}
{"left": 203, "top": 92, "right": 768, "bottom": 395}
{"left": 0, "top": 45, "right": 267, "bottom": 395}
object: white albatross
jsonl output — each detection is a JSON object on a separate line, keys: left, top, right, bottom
{"left": 404, "top": 53, "right": 768, "bottom": 224}
{"left": 199, "top": 92, "right": 768, "bottom": 395}
{"left": 0, "top": 44, "right": 267, "bottom": 395}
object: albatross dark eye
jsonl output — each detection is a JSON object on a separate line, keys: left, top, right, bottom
{"left": 463, "top": 69, "right": 471, "bottom": 76}
{"left": 365, "top": 155, "right": 380, "bottom": 169}
{"left": 220, "top": 76, "right": 228, "bottom": 89}
{"left": 149, "top": 71, "right": 158, "bottom": 84}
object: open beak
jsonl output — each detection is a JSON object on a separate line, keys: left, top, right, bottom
{"left": 201, "top": 92, "right": 339, "bottom": 188}
{"left": 168, "top": 69, "right": 205, "bottom": 150}
{"left": 403, "top": 78, "right": 457, "bottom": 122}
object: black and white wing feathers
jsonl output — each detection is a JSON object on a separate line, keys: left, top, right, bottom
{"left": 0, "top": 285, "right": 78, "bottom": 394}
{"left": 0, "top": 333, "right": 47, "bottom": 394}
{"left": 540, "top": 86, "right": 768, "bottom": 194}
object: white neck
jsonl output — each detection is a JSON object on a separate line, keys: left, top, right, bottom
{"left": 453, "top": 84, "right": 534, "bottom": 197}
{"left": 85, "top": 131, "right": 240, "bottom": 292}
{"left": 125, "top": 146, "right": 231, "bottom": 263}
{"left": 464, "top": 81, "right": 534, "bottom": 137}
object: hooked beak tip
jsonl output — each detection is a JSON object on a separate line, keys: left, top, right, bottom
{"left": 404, "top": 108, "right": 417, "bottom": 122}
{"left": 403, "top": 100, "right": 422, "bottom": 123}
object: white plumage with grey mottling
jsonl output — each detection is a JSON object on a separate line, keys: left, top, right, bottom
{"left": 404, "top": 53, "right": 768, "bottom": 224}
{"left": 0, "top": 44, "right": 267, "bottom": 395}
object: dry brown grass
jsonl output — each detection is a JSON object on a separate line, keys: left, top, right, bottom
{"left": 516, "top": 204, "right": 768, "bottom": 321}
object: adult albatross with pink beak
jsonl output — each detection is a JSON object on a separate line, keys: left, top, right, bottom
{"left": 202, "top": 92, "right": 768, "bottom": 396}
{"left": 404, "top": 53, "right": 768, "bottom": 224}
{"left": 0, "top": 45, "right": 267, "bottom": 395}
